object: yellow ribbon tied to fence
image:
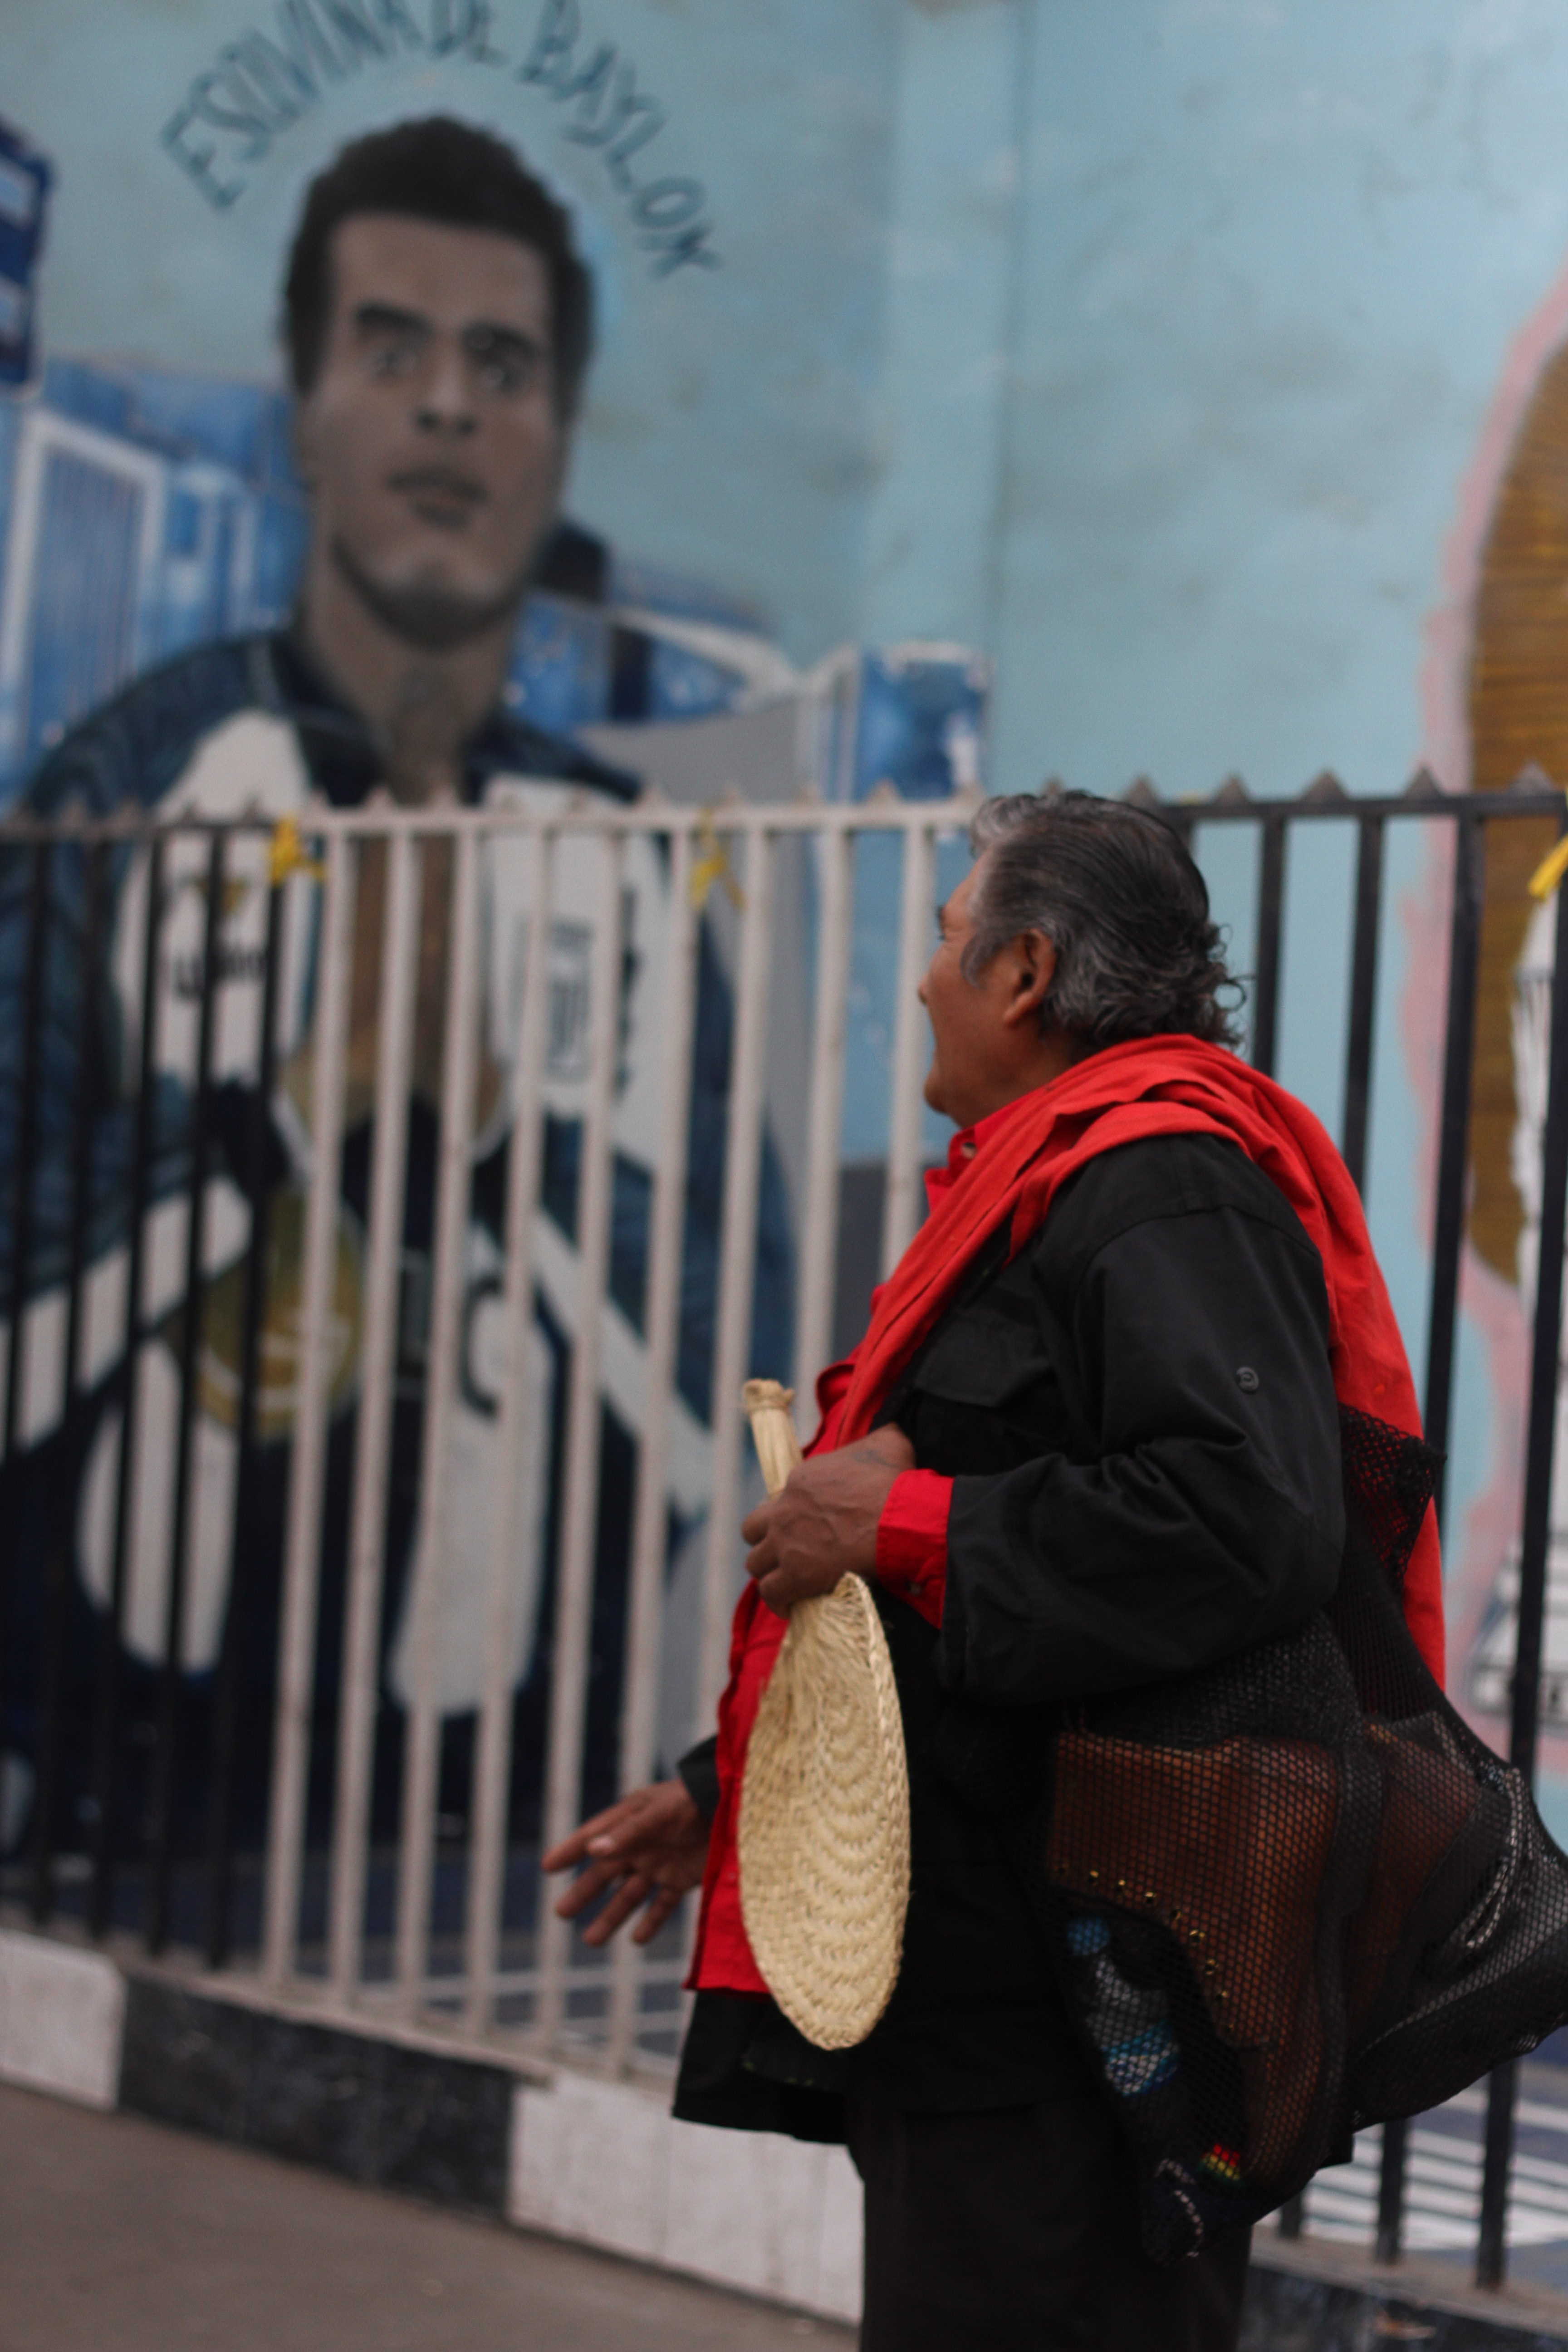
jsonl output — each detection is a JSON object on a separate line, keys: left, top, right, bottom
{"left": 268, "top": 812, "right": 326, "bottom": 888}
{"left": 690, "top": 810, "right": 745, "bottom": 912}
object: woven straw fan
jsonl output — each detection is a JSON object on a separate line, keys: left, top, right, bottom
{"left": 736, "top": 1379, "right": 911, "bottom": 2049}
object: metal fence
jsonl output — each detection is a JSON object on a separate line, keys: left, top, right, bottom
{"left": 0, "top": 770, "right": 1566, "bottom": 2292}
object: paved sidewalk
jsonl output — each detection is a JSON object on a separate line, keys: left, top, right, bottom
{"left": 0, "top": 2084, "right": 857, "bottom": 2352}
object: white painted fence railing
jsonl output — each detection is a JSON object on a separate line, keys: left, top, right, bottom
{"left": 0, "top": 784, "right": 977, "bottom": 2075}
{"left": 269, "top": 790, "right": 974, "bottom": 2057}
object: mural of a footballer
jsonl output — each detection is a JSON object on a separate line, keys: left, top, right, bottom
{"left": 0, "top": 118, "right": 771, "bottom": 1857}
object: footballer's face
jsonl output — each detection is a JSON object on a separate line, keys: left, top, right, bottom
{"left": 295, "top": 212, "right": 565, "bottom": 651}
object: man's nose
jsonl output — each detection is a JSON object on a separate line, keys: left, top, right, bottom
{"left": 414, "top": 342, "right": 477, "bottom": 437}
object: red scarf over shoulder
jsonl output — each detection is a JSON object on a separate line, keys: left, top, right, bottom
{"left": 689, "top": 1034, "right": 1446, "bottom": 1995}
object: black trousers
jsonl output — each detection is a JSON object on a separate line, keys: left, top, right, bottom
{"left": 846, "top": 2094, "right": 1251, "bottom": 2352}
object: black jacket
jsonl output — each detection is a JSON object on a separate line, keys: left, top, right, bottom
{"left": 674, "top": 1130, "right": 1345, "bottom": 2136}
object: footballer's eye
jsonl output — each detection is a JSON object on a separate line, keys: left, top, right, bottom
{"left": 351, "top": 306, "right": 430, "bottom": 380}
{"left": 466, "top": 327, "right": 549, "bottom": 398}
{"left": 365, "top": 338, "right": 420, "bottom": 380}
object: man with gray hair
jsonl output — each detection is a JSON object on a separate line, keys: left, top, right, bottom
{"left": 548, "top": 789, "right": 1443, "bottom": 2349}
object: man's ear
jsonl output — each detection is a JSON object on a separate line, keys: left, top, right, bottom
{"left": 1003, "top": 931, "right": 1057, "bottom": 1028}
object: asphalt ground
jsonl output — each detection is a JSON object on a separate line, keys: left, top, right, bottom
{"left": 0, "top": 2084, "right": 857, "bottom": 2352}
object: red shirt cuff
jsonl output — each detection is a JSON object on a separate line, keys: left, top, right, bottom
{"left": 874, "top": 1469, "right": 952, "bottom": 1629}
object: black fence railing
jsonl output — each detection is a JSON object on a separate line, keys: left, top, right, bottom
{"left": 0, "top": 776, "right": 1566, "bottom": 2289}
{"left": 1151, "top": 768, "right": 1567, "bottom": 2289}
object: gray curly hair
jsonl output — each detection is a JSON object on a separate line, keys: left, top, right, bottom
{"left": 963, "top": 789, "right": 1241, "bottom": 1049}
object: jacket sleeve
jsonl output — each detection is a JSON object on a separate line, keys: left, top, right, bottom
{"left": 937, "top": 1200, "right": 1345, "bottom": 1705}
{"left": 676, "top": 1734, "right": 721, "bottom": 1821}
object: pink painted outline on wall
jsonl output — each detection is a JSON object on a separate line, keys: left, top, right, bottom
{"left": 1413, "top": 254, "right": 1568, "bottom": 1767}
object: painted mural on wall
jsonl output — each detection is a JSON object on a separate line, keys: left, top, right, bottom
{"left": 0, "top": 47, "right": 989, "bottom": 1886}
{"left": 1457, "top": 346, "right": 1568, "bottom": 1782}
{"left": 0, "top": 108, "right": 797, "bottom": 1872}
{"left": 1415, "top": 274, "right": 1568, "bottom": 1828}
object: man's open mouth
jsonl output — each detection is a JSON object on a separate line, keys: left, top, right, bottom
{"left": 389, "top": 468, "right": 486, "bottom": 522}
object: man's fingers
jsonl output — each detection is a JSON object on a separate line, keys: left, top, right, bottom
{"left": 540, "top": 1829, "right": 595, "bottom": 1874}
{"left": 556, "top": 1861, "right": 642, "bottom": 1936}
{"left": 757, "top": 1568, "right": 796, "bottom": 1618}
{"left": 541, "top": 1804, "right": 632, "bottom": 1874}
{"left": 578, "top": 1873, "right": 654, "bottom": 1947}
{"left": 758, "top": 1561, "right": 847, "bottom": 1617}
{"left": 632, "top": 1885, "right": 683, "bottom": 1945}
{"left": 551, "top": 1857, "right": 626, "bottom": 1919}
{"left": 552, "top": 1871, "right": 605, "bottom": 1922}
{"left": 740, "top": 1502, "right": 774, "bottom": 1544}
{"left": 583, "top": 1872, "right": 690, "bottom": 1950}
{"left": 543, "top": 1788, "right": 666, "bottom": 1874}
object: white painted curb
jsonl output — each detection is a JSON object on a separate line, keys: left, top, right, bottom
{"left": 0, "top": 1926, "right": 125, "bottom": 2110}
{"left": 510, "top": 2069, "right": 862, "bottom": 2323}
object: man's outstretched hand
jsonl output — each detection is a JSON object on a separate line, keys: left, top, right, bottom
{"left": 542, "top": 1431, "right": 919, "bottom": 1938}
{"left": 741, "top": 1423, "right": 916, "bottom": 1616}
{"left": 540, "top": 1779, "right": 711, "bottom": 1947}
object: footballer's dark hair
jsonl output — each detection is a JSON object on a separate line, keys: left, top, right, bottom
{"left": 283, "top": 117, "right": 593, "bottom": 420}
{"left": 965, "top": 788, "right": 1242, "bottom": 1049}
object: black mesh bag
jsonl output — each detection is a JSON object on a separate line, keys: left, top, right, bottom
{"left": 1018, "top": 1406, "right": 1568, "bottom": 2264}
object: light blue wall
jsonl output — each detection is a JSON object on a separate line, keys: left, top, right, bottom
{"left": 984, "top": 0, "right": 1568, "bottom": 801}
{"left": 857, "top": 2, "right": 1025, "bottom": 654}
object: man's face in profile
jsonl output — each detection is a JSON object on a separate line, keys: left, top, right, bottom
{"left": 294, "top": 212, "right": 565, "bottom": 651}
